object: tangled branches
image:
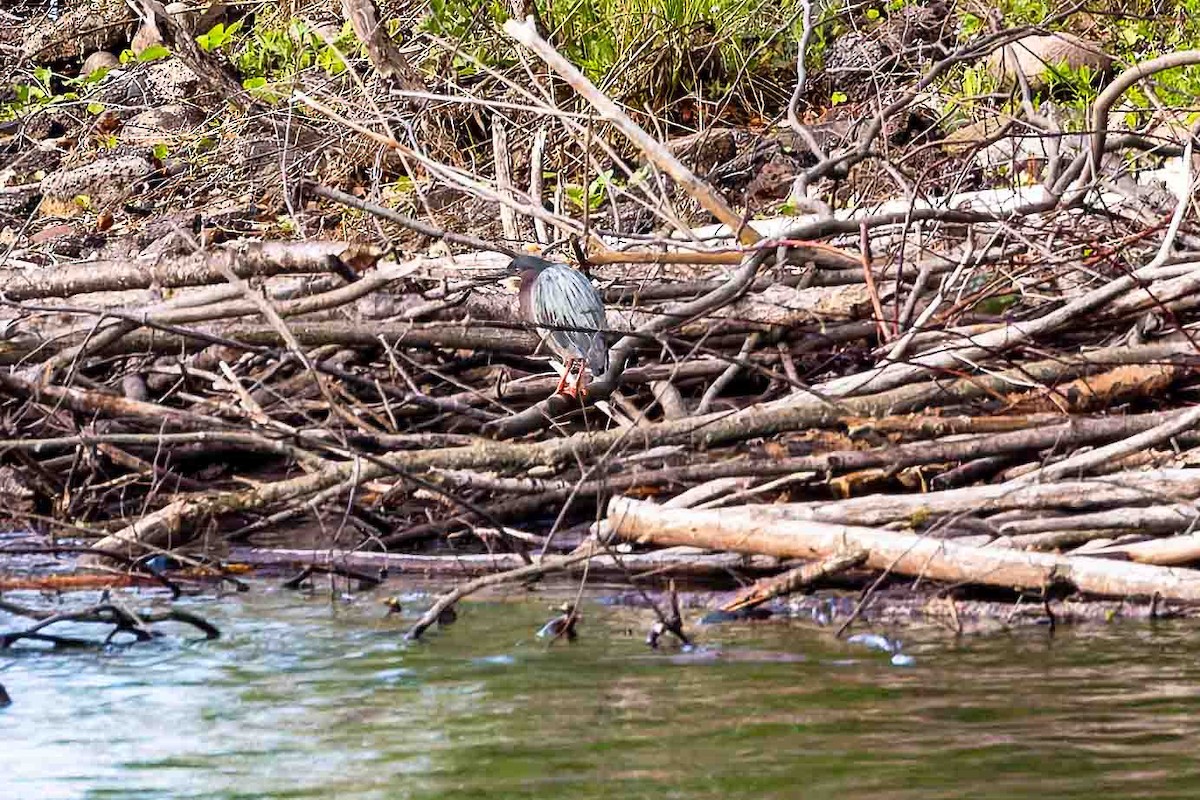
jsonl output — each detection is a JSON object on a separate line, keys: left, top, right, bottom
{"left": 3, "top": 0, "right": 1200, "bottom": 626}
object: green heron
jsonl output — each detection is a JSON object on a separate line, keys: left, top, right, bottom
{"left": 509, "top": 254, "right": 609, "bottom": 398}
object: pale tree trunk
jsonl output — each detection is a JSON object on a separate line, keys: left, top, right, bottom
{"left": 607, "top": 497, "right": 1200, "bottom": 604}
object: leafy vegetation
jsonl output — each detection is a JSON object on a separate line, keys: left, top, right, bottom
{"left": 951, "top": 0, "right": 1200, "bottom": 123}
{"left": 422, "top": 0, "right": 824, "bottom": 115}
{"left": 6, "top": 0, "right": 1197, "bottom": 134}
{"left": 232, "top": 18, "right": 359, "bottom": 85}
{"left": 0, "top": 65, "right": 106, "bottom": 121}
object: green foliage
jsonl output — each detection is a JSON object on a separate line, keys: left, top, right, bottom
{"left": 1, "top": 66, "right": 79, "bottom": 121}
{"left": 233, "top": 18, "right": 360, "bottom": 83}
{"left": 196, "top": 19, "right": 244, "bottom": 52}
{"left": 959, "top": 65, "right": 993, "bottom": 98}
{"left": 998, "top": 0, "right": 1052, "bottom": 26}
{"left": 137, "top": 44, "right": 172, "bottom": 62}
{"left": 1040, "top": 63, "right": 1100, "bottom": 110}
{"left": 81, "top": 66, "right": 113, "bottom": 84}
{"left": 116, "top": 45, "right": 173, "bottom": 64}
{"left": 241, "top": 75, "right": 284, "bottom": 103}
{"left": 423, "top": 0, "right": 509, "bottom": 74}
{"left": 564, "top": 169, "right": 615, "bottom": 213}
{"left": 562, "top": 164, "right": 656, "bottom": 212}
{"left": 958, "top": 11, "right": 983, "bottom": 37}
{"left": 955, "top": 0, "right": 1200, "bottom": 119}
{"left": 974, "top": 292, "right": 1020, "bottom": 315}
{"left": 422, "top": 0, "right": 817, "bottom": 110}
{"left": 1106, "top": 1, "right": 1200, "bottom": 120}
{"left": 117, "top": 44, "right": 171, "bottom": 63}
{"left": 946, "top": 0, "right": 1200, "bottom": 126}
{"left": 940, "top": 62, "right": 997, "bottom": 121}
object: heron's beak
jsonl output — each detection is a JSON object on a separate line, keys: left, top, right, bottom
{"left": 500, "top": 276, "right": 522, "bottom": 293}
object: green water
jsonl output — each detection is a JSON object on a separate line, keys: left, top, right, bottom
{"left": 3, "top": 586, "right": 1200, "bottom": 800}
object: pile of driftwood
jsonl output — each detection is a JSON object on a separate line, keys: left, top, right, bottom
{"left": 4, "top": 1, "right": 1200, "bottom": 639}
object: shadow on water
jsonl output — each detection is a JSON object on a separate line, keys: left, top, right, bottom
{"left": 4, "top": 585, "right": 1200, "bottom": 800}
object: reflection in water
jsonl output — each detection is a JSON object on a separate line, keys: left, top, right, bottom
{"left": 3, "top": 587, "right": 1200, "bottom": 799}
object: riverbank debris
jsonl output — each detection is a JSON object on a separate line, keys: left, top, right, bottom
{"left": 3, "top": 1, "right": 1200, "bottom": 642}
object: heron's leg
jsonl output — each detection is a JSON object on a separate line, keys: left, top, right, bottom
{"left": 574, "top": 366, "right": 588, "bottom": 397}
{"left": 563, "top": 358, "right": 583, "bottom": 398}
{"left": 554, "top": 359, "right": 576, "bottom": 396}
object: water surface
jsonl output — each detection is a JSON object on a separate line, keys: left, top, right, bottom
{"left": 3, "top": 586, "right": 1199, "bottom": 799}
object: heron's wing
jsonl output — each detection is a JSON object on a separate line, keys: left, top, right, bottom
{"left": 532, "top": 265, "right": 609, "bottom": 372}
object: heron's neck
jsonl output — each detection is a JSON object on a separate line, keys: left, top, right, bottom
{"left": 518, "top": 270, "right": 540, "bottom": 320}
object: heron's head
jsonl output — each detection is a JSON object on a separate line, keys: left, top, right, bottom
{"left": 507, "top": 254, "right": 555, "bottom": 276}
{"left": 503, "top": 254, "right": 554, "bottom": 294}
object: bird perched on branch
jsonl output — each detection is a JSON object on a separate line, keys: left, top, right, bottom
{"left": 508, "top": 254, "right": 609, "bottom": 398}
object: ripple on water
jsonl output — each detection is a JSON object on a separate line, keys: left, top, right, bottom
{"left": 5, "top": 590, "right": 1200, "bottom": 799}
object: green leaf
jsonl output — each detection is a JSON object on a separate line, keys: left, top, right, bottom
{"left": 137, "top": 44, "right": 170, "bottom": 62}
{"left": 86, "top": 101, "right": 105, "bottom": 114}
{"left": 317, "top": 46, "right": 347, "bottom": 74}
{"left": 152, "top": 142, "right": 170, "bottom": 160}
{"left": 589, "top": 169, "right": 614, "bottom": 192}
{"left": 865, "top": 8, "right": 880, "bottom": 20}
{"left": 564, "top": 184, "right": 586, "bottom": 211}
{"left": 242, "top": 76, "right": 281, "bottom": 103}
{"left": 831, "top": 90, "right": 848, "bottom": 106}
{"left": 975, "top": 293, "right": 1019, "bottom": 315}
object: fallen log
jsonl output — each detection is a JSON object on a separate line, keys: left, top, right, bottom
{"left": 1080, "top": 534, "right": 1200, "bottom": 567}
{"left": 747, "top": 469, "right": 1200, "bottom": 527}
{"left": 606, "top": 497, "right": 1200, "bottom": 603}
{"left": 228, "top": 546, "right": 786, "bottom": 580}
{"left": 0, "top": 241, "right": 379, "bottom": 301}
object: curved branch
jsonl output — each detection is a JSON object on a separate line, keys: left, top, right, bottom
{"left": 786, "top": 0, "right": 827, "bottom": 165}
{"left": 1090, "top": 51, "right": 1200, "bottom": 179}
